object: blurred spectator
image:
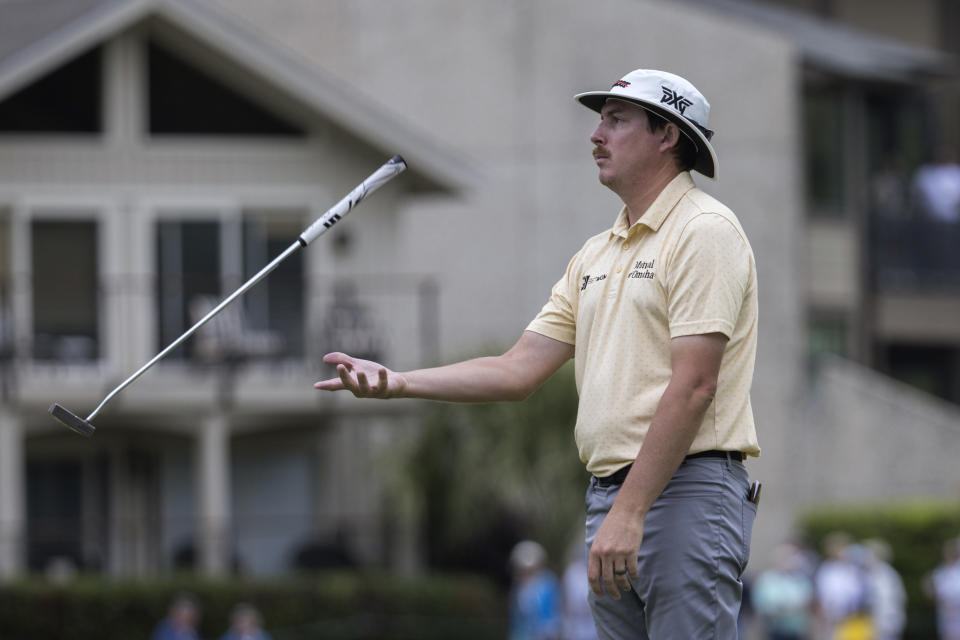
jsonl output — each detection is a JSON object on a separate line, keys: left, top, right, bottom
{"left": 871, "top": 154, "right": 909, "bottom": 219}
{"left": 151, "top": 593, "right": 200, "bottom": 640}
{"left": 833, "top": 612, "right": 874, "bottom": 640}
{"left": 911, "top": 146, "right": 960, "bottom": 223}
{"left": 739, "top": 573, "right": 755, "bottom": 640}
{"left": 220, "top": 603, "right": 272, "bottom": 640}
{"left": 509, "top": 540, "right": 561, "bottom": 640}
{"left": 863, "top": 538, "right": 905, "bottom": 640}
{"left": 752, "top": 542, "right": 814, "bottom": 640}
{"left": 928, "top": 538, "right": 960, "bottom": 640}
{"left": 832, "top": 544, "right": 875, "bottom": 640}
{"left": 561, "top": 544, "right": 598, "bottom": 640}
{"left": 814, "top": 532, "right": 866, "bottom": 639}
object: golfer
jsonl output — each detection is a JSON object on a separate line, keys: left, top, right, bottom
{"left": 315, "top": 68, "right": 760, "bottom": 639}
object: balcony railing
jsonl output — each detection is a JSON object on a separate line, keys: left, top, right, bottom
{"left": 0, "top": 275, "right": 440, "bottom": 386}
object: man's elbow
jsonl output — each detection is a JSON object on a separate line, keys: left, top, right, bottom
{"left": 504, "top": 380, "right": 537, "bottom": 402}
{"left": 678, "top": 375, "right": 718, "bottom": 408}
{"left": 694, "top": 380, "right": 717, "bottom": 407}
{"left": 697, "top": 378, "right": 719, "bottom": 407}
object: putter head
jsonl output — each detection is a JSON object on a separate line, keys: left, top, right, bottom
{"left": 48, "top": 403, "right": 96, "bottom": 437}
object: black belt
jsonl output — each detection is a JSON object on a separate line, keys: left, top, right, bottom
{"left": 594, "top": 450, "right": 744, "bottom": 487}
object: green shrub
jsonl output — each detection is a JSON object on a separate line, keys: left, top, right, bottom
{"left": 799, "top": 500, "right": 960, "bottom": 640}
{"left": 0, "top": 572, "right": 506, "bottom": 640}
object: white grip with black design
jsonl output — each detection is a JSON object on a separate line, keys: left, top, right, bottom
{"left": 299, "top": 155, "right": 407, "bottom": 246}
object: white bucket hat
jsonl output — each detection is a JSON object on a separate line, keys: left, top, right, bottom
{"left": 575, "top": 69, "right": 718, "bottom": 180}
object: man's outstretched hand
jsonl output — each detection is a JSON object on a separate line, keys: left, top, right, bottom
{"left": 314, "top": 352, "right": 407, "bottom": 399}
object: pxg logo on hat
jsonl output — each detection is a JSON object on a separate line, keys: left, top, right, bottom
{"left": 577, "top": 69, "right": 718, "bottom": 180}
{"left": 660, "top": 87, "right": 693, "bottom": 115}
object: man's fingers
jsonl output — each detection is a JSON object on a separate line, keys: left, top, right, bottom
{"left": 357, "top": 370, "right": 371, "bottom": 395}
{"left": 628, "top": 555, "right": 639, "bottom": 582}
{"left": 322, "top": 352, "right": 355, "bottom": 368}
{"left": 313, "top": 378, "right": 345, "bottom": 391}
{"left": 337, "top": 364, "right": 356, "bottom": 392}
{"left": 315, "top": 358, "right": 396, "bottom": 399}
{"left": 377, "top": 368, "right": 390, "bottom": 396}
{"left": 614, "top": 562, "right": 632, "bottom": 592}
{"left": 588, "top": 549, "right": 603, "bottom": 596}
{"left": 602, "top": 561, "right": 622, "bottom": 600}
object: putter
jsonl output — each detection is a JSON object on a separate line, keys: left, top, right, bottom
{"left": 49, "top": 155, "right": 407, "bottom": 436}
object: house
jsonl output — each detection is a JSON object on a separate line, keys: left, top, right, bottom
{"left": 0, "top": 0, "right": 468, "bottom": 578}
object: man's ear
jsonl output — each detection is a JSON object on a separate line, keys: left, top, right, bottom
{"left": 660, "top": 123, "right": 681, "bottom": 151}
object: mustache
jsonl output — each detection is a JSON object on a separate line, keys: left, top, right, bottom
{"left": 592, "top": 146, "right": 609, "bottom": 159}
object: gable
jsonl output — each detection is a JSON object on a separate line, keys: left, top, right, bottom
{"left": 147, "top": 39, "right": 305, "bottom": 137}
{"left": 0, "top": 46, "right": 102, "bottom": 133}
{"left": 0, "top": 0, "right": 472, "bottom": 192}
{"left": 0, "top": 33, "right": 307, "bottom": 138}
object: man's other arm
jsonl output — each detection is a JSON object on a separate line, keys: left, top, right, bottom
{"left": 587, "top": 332, "right": 728, "bottom": 598}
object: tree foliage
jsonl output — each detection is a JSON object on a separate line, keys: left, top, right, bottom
{"left": 398, "top": 361, "right": 587, "bottom": 585}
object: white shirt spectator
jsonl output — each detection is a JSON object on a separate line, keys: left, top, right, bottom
{"left": 912, "top": 159, "right": 960, "bottom": 222}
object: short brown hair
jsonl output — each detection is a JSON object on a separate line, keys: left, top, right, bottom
{"left": 644, "top": 110, "right": 697, "bottom": 173}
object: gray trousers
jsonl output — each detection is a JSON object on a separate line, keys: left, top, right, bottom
{"left": 586, "top": 455, "right": 756, "bottom": 639}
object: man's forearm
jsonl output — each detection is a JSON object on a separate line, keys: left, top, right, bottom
{"left": 401, "top": 356, "right": 538, "bottom": 403}
{"left": 399, "top": 331, "right": 573, "bottom": 402}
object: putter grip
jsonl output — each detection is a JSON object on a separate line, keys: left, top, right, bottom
{"left": 299, "top": 155, "right": 407, "bottom": 246}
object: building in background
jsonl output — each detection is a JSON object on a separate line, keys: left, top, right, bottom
{"left": 0, "top": 0, "right": 957, "bottom": 580}
{"left": 0, "top": 0, "right": 466, "bottom": 578}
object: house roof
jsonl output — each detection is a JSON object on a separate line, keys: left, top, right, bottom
{"left": 0, "top": 0, "right": 474, "bottom": 192}
{"left": 677, "top": 0, "right": 955, "bottom": 82}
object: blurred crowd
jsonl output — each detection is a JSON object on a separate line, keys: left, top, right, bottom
{"left": 147, "top": 533, "right": 960, "bottom": 640}
{"left": 871, "top": 146, "right": 960, "bottom": 224}
{"left": 508, "top": 540, "right": 598, "bottom": 640}
{"left": 151, "top": 596, "right": 272, "bottom": 640}
{"left": 746, "top": 533, "right": 960, "bottom": 640}
{"left": 870, "top": 146, "right": 960, "bottom": 282}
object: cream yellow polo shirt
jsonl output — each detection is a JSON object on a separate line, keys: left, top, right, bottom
{"left": 527, "top": 172, "right": 760, "bottom": 477}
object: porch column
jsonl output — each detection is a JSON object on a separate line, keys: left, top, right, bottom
{"left": 0, "top": 408, "right": 24, "bottom": 579}
{"left": 197, "top": 412, "right": 231, "bottom": 575}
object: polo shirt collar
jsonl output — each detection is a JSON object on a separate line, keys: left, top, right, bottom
{"left": 611, "top": 171, "right": 696, "bottom": 238}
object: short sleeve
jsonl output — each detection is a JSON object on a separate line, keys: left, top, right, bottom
{"left": 526, "top": 253, "right": 580, "bottom": 345}
{"left": 667, "top": 213, "right": 751, "bottom": 339}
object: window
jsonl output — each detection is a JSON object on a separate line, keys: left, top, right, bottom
{"left": 882, "top": 343, "right": 959, "bottom": 403}
{"left": 808, "top": 311, "right": 849, "bottom": 359}
{"left": 242, "top": 214, "right": 304, "bottom": 358}
{"left": 0, "top": 47, "right": 102, "bottom": 133}
{"left": 804, "top": 85, "right": 846, "bottom": 217}
{"left": 32, "top": 220, "right": 100, "bottom": 361}
{"left": 156, "top": 214, "right": 304, "bottom": 362}
{"left": 27, "top": 458, "right": 83, "bottom": 571}
{"left": 147, "top": 41, "right": 304, "bottom": 137}
{"left": 27, "top": 455, "right": 111, "bottom": 572}
{"left": 156, "top": 220, "right": 221, "bottom": 360}
{"left": 0, "top": 213, "right": 11, "bottom": 364}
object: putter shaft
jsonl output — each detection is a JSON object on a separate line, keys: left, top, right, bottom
{"left": 50, "top": 155, "right": 407, "bottom": 434}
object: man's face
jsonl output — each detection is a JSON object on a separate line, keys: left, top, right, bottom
{"left": 590, "top": 99, "right": 665, "bottom": 192}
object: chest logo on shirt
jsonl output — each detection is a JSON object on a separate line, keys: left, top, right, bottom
{"left": 580, "top": 273, "right": 607, "bottom": 291}
{"left": 627, "top": 259, "right": 656, "bottom": 280}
